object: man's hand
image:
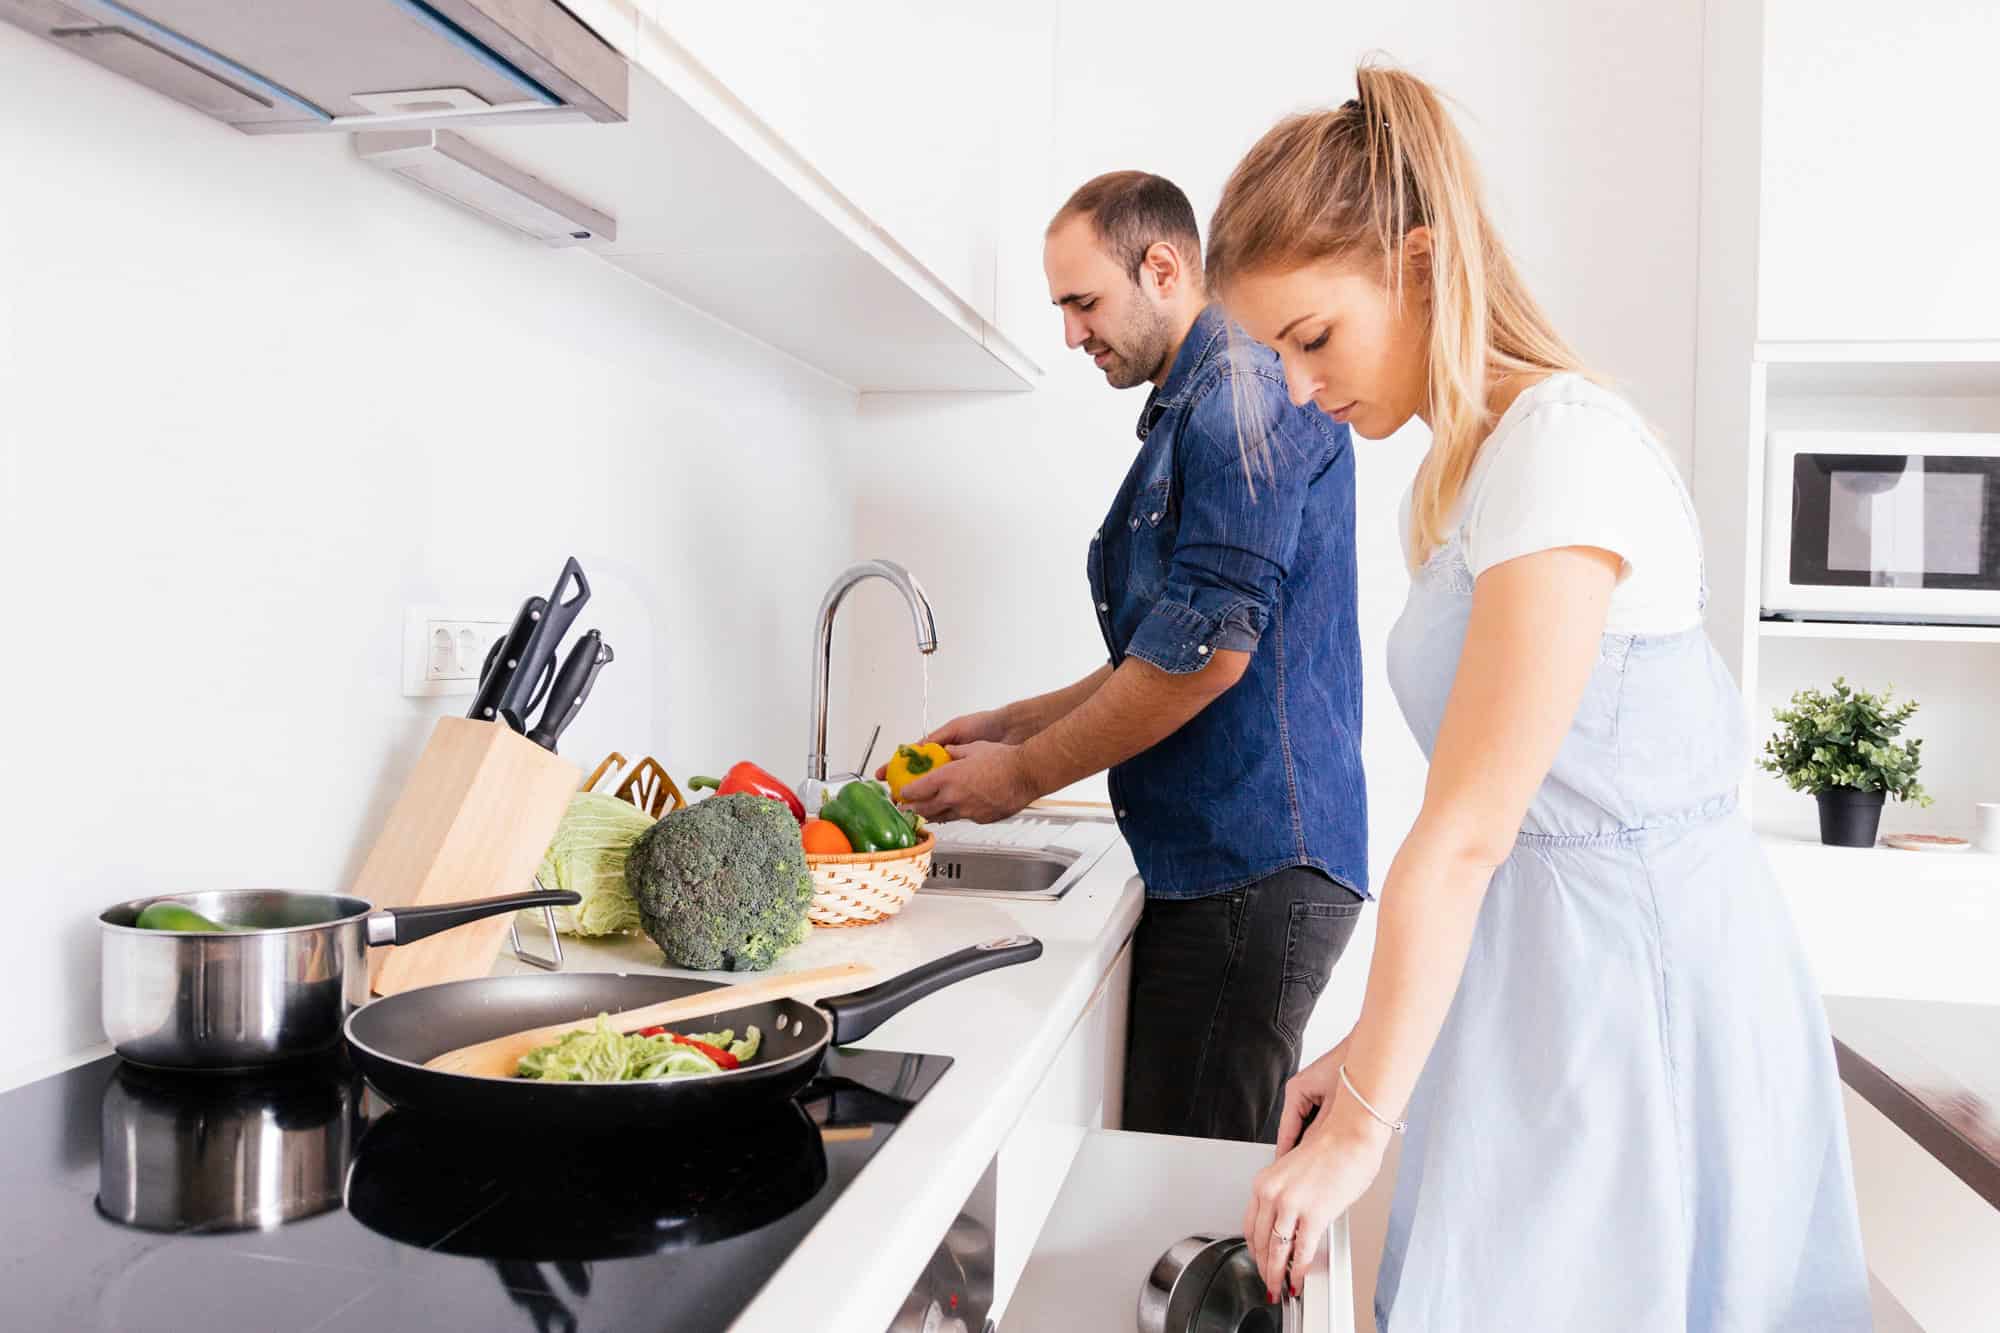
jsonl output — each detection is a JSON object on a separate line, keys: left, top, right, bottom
{"left": 876, "top": 710, "right": 1010, "bottom": 780}
{"left": 926, "top": 709, "right": 1010, "bottom": 747}
{"left": 898, "top": 741, "right": 1041, "bottom": 824}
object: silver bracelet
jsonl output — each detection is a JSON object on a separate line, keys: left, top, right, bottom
{"left": 1338, "top": 1063, "right": 1406, "bottom": 1135}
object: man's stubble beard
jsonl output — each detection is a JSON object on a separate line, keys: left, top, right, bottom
{"left": 1102, "top": 298, "right": 1174, "bottom": 390}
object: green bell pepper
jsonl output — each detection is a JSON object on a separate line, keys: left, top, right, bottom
{"left": 819, "top": 780, "right": 917, "bottom": 853}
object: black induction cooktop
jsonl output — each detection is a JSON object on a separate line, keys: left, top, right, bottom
{"left": 0, "top": 1045, "right": 951, "bottom": 1333}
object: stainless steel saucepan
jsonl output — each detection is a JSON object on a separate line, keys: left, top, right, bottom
{"left": 99, "top": 886, "right": 578, "bottom": 1070}
{"left": 1140, "top": 1233, "right": 1300, "bottom": 1333}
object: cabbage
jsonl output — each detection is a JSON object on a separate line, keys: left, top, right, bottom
{"left": 521, "top": 792, "right": 657, "bottom": 937}
{"left": 514, "top": 1018, "right": 762, "bottom": 1081}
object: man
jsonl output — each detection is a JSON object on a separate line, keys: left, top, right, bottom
{"left": 898, "top": 171, "right": 1368, "bottom": 1144}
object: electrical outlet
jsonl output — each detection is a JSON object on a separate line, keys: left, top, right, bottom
{"left": 403, "top": 606, "right": 512, "bottom": 698}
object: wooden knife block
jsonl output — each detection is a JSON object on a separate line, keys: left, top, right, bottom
{"left": 355, "top": 716, "right": 581, "bottom": 996}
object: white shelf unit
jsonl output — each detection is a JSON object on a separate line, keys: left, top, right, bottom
{"left": 1709, "top": 353, "right": 2000, "bottom": 842}
{"left": 1696, "top": 9, "right": 2000, "bottom": 1324}
{"left": 1758, "top": 622, "right": 2000, "bottom": 646}
{"left": 1691, "top": 0, "right": 2000, "bottom": 841}
{"left": 1755, "top": 341, "right": 2000, "bottom": 366}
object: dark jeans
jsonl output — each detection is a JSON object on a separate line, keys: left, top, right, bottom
{"left": 1122, "top": 865, "right": 1364, "bottom": 1143}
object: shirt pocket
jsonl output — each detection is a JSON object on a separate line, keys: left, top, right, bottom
{"left": 1122, "top": 477, "right": 1176, "bottom": 603}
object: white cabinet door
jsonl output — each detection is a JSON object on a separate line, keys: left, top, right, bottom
{"left": 992, "top": 933, "right": 1133, "bottom": 1319}
{"left": 1005, "top": 1129, "right": 1353, "bottom": 1332}
{"left": 1760, "top": 0, "right": 2000, "bottom": 341}
{"left": 643, "top": 2, "right": 1055, "bottom": 329}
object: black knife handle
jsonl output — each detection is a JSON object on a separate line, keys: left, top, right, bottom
{"left": 528, "top": 631, "right": 612, "bottom": 751}
{"left": 496, "top": 558, "right": 590, "bottom": 731}
{"left": 468, "top": 595, "right": 547, "bottom": 724}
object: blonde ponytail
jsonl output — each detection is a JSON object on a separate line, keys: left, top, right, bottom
{"left": 1209, "top": 59, "right": 1590, "bottom": 566}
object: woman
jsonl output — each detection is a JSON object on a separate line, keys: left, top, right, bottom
{"left": 1205, "top": 64, "right": 1871, "bottom": 1329}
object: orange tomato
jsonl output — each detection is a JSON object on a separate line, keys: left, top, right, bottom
{"left": 801, "top": 818, "right": 853, "bottom": 856}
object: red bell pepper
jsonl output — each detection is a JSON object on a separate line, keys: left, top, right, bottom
{"left": 672, "top": 1035, "right": 738, "bottom": 1068}
{"left": 688, "top": 761, "right": 805, "bottom": 824}
{"left": 633, "top": 1027, "right": 741, "bottom": 1069}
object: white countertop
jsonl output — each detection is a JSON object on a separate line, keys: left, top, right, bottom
{"left": 494, "top": 836, "right": 1146, "bottom": 1333}
{"left": 1759, "top": 832, "right": 2000, "bottom": 1005}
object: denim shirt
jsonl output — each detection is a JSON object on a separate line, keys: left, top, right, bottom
{"left": 1089, "top": 304, "right": 1369, "bottom": 900}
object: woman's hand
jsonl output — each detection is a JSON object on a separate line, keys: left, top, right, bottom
{"left": 1272, "top": 1037, "right": 1348, "bottom": 1156}
{"left": 1244, "top": 1045, "right": 1392, "bottom": 1300}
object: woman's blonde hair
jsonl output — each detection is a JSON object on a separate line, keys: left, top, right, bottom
{"left": 1208, "top": 59, "right": 1590, "bottom": 566}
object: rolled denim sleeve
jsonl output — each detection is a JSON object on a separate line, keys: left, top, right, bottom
{"left": 1124, "top": 369, "right": 1324, "bottom": 675}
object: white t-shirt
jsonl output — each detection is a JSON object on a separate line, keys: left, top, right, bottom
{"left": 1426, "top": 373, "right": 1704, "bottom": 635}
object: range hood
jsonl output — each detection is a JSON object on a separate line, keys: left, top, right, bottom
{"left": 0, "top": 0, "right": 625, "bottom": 131}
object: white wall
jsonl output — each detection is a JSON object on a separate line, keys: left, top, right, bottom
{"left": 844, "top": 0, "right": 1705, "bottom": 1061}
{"left": 0, "top": 26, "right": 860, "bottom": 1079}
{"left": 1689, "top": 0, "right": 1767, "bottom": 686}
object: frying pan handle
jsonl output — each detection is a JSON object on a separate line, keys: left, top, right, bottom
{"left": 368, "top": 889, "right": 580, "bottom": 947}
{"left": 821, "top": 935, "right": 1042, "bottom": 1046}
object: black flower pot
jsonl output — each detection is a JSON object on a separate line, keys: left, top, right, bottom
{"left": 1816, "top": 788, "right": 1886, "bottom": 848}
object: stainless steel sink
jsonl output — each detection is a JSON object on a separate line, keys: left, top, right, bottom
{"left": 926, "top": 847, "right": 1079, "bottom": 897}
{"left": 920, "top": 812, "right": 1118, "bottom": 902}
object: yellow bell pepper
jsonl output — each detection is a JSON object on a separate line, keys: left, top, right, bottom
{"left": 886, "top": 742, "right": 953, "bottom": 802}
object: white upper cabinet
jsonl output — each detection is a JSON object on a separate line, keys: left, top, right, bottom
{"left": 642, "top": 1, "right": 1055, "bottom": 349}
{"left": 1760, "top": 0, "right": 2000, "bottom": 342}
{"left": 414, "top": 0, "right": 1055, "bottom": 391}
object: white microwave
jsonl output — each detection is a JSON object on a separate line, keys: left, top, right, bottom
{"left": 1763, "top": 431, "right": 2000, "bottom": 625}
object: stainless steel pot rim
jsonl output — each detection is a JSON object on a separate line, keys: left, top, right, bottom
{"left": 1140, "top": 1233, "right": 1258, "bottom": 1333}
{"left": 342, "top": 972, "right": 831, "bottom": 1088}
{"left": 97, "top": 889, "right": 375, "bottom": 937}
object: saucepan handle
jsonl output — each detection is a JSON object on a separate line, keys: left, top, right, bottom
{"left": 821, "top": 935, "right": 1043, "bottom": 1046}
{"left": 367, "top": 889, "right": 580, "bottom": 947}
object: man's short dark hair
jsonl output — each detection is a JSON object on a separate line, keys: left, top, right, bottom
{"left": 1051, "top": 171, "right": 1204, "bottom": 285}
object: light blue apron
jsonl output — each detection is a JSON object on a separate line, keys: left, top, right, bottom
{"left": 1375, "top": 425, "right": 1871, "bottom": 1330}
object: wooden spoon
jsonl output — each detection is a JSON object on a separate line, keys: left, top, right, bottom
{"left": 423, "top": 962, "right": 874, "bottom": 1079}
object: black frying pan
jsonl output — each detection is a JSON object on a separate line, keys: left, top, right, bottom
{"left": 344, "top": 935, "right": 1041, "bottom": 1130}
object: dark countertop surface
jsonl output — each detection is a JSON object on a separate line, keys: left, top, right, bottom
{"left": 1826, "top": 994, "right": 2000, "bottom": 1211}
{"left": 0, "top": 1046, "right": 951, "bottom": 1333}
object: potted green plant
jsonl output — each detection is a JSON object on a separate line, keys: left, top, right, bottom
{"left": 1759, "top": 678, "right": 1932, "bottom": 848}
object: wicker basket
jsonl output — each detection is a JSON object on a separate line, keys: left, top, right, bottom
{"left": 805, "top": 832, "right": 935, "bottom": 928}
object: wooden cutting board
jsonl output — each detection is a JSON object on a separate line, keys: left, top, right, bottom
{"left": 355, "top": 716, "right": 582, "bottom": 996}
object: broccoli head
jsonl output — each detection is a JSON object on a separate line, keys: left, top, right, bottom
{"left": 625, "top": 792, "right": 814, "bottom": 971}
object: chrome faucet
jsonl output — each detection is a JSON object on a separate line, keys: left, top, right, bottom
{"left": 807, "top": 559, "right": 938, "bottom": 783}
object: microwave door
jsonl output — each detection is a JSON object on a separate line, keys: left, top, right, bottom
{"left": 1806, "top": 455, "right": 1927, "bottom": 589}
{"left": 1764, "top": 434, "right": 2000, "bottom": 625}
